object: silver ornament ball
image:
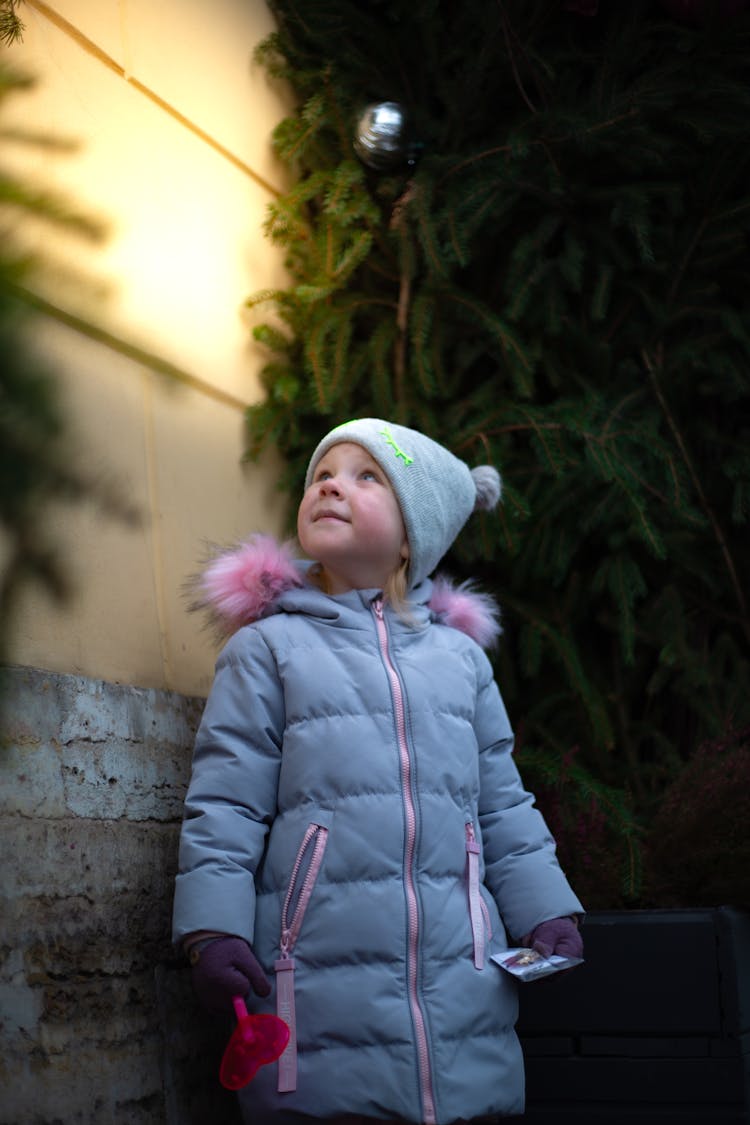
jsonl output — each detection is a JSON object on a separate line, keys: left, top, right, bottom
{"left": 353, "top": 101, "right": 411, "bottom": 171}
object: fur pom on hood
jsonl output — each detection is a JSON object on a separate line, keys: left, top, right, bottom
{"left": 428, "top": 574, "right": 501, "bottom": 649}
{"left": 189, "top": 535, "right": 303, "bottom": 638}
{"left": 190, "top": 535, "right": 501, "bottom": 649}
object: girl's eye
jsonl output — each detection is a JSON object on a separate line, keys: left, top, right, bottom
{"left": 316, "top": 470, "right": 332, "bottom": 481}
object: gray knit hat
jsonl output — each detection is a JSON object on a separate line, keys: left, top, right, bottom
{"left": 304, "top": 418, "right": 502, "bottom": 589}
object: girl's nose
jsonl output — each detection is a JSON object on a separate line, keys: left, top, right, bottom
{"left": 319, "top": 476, "right": 342, "bottom": 496}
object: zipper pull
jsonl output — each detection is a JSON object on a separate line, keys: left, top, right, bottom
{"left": 465, "top": 821, "right": 480, "bottom": 856}
{"left": 465, "top": 822, "right": 485, "bottom": 970}
{"left": 274, "top": 954, "right": 297, "bottom": 1092}
{"left": 373, "top": 597, "right": 384, "bottom": 619}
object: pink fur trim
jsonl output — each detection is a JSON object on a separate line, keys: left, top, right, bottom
{"left": 428, "top": 575, "right": 501, "bottom": 649}
{"left": 199, "top": 535, "right": 302, "bottom": 632}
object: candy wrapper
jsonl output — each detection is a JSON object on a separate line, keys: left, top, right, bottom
{"left": 492, "top": 947, "right": 583, "bottom": 982}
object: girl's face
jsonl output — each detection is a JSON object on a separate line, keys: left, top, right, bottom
{"left": 297, "top": 442, "right": 408, "bottom": 594}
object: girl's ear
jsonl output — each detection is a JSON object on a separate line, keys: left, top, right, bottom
{"left": 400, "top": 539, "right": 410, "bottom": 562}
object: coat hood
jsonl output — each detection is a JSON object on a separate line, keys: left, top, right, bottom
{"left": 189, "top": 534, "right": 501, "bottom": 649}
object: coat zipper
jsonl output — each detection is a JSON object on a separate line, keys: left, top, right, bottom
{"left": 373, "top": 599, "right": 437, "bottom": 1125}
{"left": 275, "top": 821, "right": 329, "bottom": 1093}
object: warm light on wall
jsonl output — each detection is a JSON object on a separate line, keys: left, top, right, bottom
{"left": 4, "top": 0, "right": 294, "bottom": 695}
{"left": 5, "top": 0, "right": 290, "bottom": 402}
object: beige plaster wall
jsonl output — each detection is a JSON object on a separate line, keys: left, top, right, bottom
{"left": 3, "top": 0, "right": 294, "bottom": 696}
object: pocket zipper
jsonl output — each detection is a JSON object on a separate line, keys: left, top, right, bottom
{"left": 275, "top": 822, "right": 329, "bottom": 1093}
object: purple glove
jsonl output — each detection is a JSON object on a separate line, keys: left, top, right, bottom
{"left": 522, "top": 916, "right": 583, "bottom": 960}
{"left": 190, "top": 936, "right": 271, "bottom": 1014}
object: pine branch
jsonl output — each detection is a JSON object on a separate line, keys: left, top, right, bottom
{"left": 642, "top": 345, "right": 749, "bottom": 641}
{"left": 0, "top": 0, "right": 24, "bottom": 46}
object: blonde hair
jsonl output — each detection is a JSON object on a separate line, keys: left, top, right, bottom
{"left": 383, "top": 556, "right": 415, "bottom": 623}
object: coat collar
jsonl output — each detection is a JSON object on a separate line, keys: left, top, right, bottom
{"left": 189, "top": 534, "right": 500, "bottom": 649}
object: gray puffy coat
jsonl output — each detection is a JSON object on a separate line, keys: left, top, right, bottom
{"left": 173, "top": 543, "right": 583, "bottom": 1124}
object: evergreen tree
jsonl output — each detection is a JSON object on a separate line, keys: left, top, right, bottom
{"left": 246, "top": 0, "right": 750, "bottom": 903}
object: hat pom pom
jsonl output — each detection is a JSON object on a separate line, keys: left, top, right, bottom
{"left": 471, "top": 465, "right": 502, "bottom": 511}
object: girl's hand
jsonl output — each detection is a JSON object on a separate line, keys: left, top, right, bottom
{"left": 189, "top": 935, "right": 271, "bottom": 1014}
{"left": 521, "top": 916, "right": 583, "bottom": 960}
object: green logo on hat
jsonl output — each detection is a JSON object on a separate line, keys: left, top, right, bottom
{"left": 380, "top": 425, "right": 413, "bottom": 466}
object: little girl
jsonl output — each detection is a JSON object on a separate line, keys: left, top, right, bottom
{"left": 173, "top": 418, "right": 583, "bottom": 1125}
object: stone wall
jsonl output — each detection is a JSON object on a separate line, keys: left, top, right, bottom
{"left": 0, "top": 665, "right": 240, "bottom": 1125}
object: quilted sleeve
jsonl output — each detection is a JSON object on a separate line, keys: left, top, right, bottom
{"left": 172, "top": 626, "right": 285, "bottom": 944}
{"left": 473, "top": 650, "right": 584, "bottom": 942}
